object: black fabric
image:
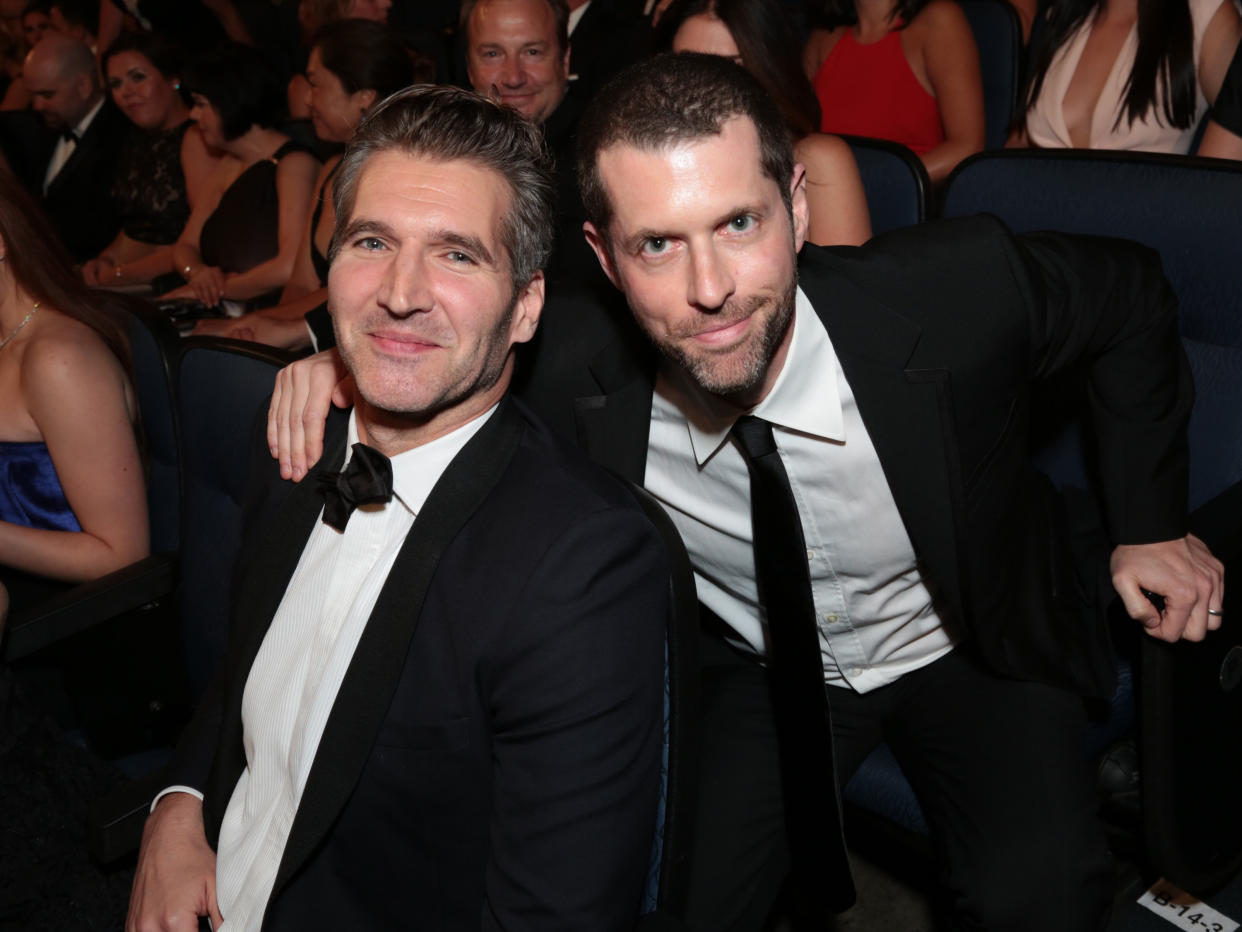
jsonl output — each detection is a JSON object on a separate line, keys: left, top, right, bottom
{"left": 314, "top": 442, "right": 393, "bottom": 531}
{"left": 308, "top": 159, "right": 339, "bottom": 287}
{"left": 1210, "top": 40, "right": 1242, "bottom": 136}
{"left": 112, "top": 120, "right": 192, "bottom": 246}
{"left": 729, "top": 416, "right": 853, "bottom": 914}
{"left": 199, "top": 140, "right": 314, "bottom": 276}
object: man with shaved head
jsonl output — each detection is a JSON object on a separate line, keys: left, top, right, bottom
{"left": 23, "top": 32, "right": 124, "bottom": 260}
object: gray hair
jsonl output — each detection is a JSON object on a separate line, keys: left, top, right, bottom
{"left": 330, "top": 83, "right": 557, "bottom": 290}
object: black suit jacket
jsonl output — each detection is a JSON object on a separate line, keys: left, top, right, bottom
{"left": 516, "top": 215, "right": 1192, "bottom": 699}
{"left": 168, "top": 398, "right": 669, "bottom": 930}
{"left": 40, "top": 101, "right": 128, "bottom": 262}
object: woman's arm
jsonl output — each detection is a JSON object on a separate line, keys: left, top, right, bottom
{"left": 163, "top": 161, "right": 232, "bottom": 305}
{"left": 180, "top": 125, "right": 220, "bottom": 211}
{"left": 193, "top": 286, "right": 325, "bottom": 351}
{"left": 795, "top": 133, "right": 872, "bottom": 246}
{"left": 219, "top": 151, "right": 319, "bottom": 302}
{"left": 1197, "top": 2, "right": 1242, "bottom": 105}
{"left": 96, "top": 0, "right": 124, "bottom": 63}
{"left": 913, "top": 0, "right": 986, "bottom": 182}
{"left": 1, "top": 328, "right": 148, "bottom": 582}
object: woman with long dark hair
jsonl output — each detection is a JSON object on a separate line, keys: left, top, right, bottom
{"left": 0, "top": 168, "right": 146, "bottom": 600}
{"left": 661, "top": 0, "right": 871, "bottom": 245}
{"left": 804, "top": 0, "right": 985, "bottom": 182}
{"left": 1013, "top": 0, "right": 1240, "bottom": 151}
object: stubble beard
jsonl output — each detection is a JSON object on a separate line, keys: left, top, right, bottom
{"left": 656, "top": 273, "right": 798, "bottom": 404}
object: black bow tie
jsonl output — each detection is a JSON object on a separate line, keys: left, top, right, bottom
{"left": 60, "top": 128, "right": 78, "bottom": 144}
{"left": 316, "top": 442, "right": 393, "bottom": 531}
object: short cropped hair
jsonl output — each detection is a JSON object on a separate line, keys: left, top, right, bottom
{"left": 330, "top": 84, "right": 556, "bottom": 290}
{"left": 576, "top": 52, "right": 795, "bottom": 239}
{"left": 459, "top": 0, "right": 570, "bottom": 56}
{"left": 180, "top": 43, "right": 283, "bottom": 140}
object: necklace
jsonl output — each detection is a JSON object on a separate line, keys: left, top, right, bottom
{"left": 0, "top": 302, "right": 39, "bottom": 353}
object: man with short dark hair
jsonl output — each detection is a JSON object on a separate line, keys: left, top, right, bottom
{"left": 126, "top": 84, "right": 668, "bottom": 932}
{"left": 23, "top": 31, "right": 124, "bottom": 260}
{"left": 270, "top": 53, "right": 1224, "bottom": 931}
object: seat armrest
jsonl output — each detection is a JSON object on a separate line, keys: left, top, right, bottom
{"left": 3, "top": 552, "right": 177, "bottom": 662}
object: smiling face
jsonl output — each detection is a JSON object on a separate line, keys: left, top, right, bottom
{"left": 306, "top": 47, "right": 375, "bottom": 143}
{"left": 466, "top": 0, "right": 568, "bottom": 125}
{"left": 329, "top": 149, "right": 543, "bottom": 451}
{"left": 584, "top": 116, "right": 807, "bottom": 408}
{"left": 106, "top": 50, "right": 183, "bottom": 131}
{"left": 671, "top": 12, "right": 743, "bottom": 63}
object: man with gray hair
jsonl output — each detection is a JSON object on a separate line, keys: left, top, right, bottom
{"left": 126, "top": 84, "right": 669, "bottom": 932}
{"left": 23, "top": 31, "right": 124, "bottom": 260}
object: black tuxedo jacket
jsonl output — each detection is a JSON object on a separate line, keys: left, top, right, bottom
{"left": 517, "top": 215, "right": 1192, "bottom": 699}
{"left": 167, "top": 398, "right": 669, "bottom": 930}
{"left": 40, "top": 101, "right": 127, "bottom": 262}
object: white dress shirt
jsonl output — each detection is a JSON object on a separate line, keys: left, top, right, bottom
{"left": 43, "top": 96, "right": 103, "bottom": 193}
{"left": 165, "top": 408, "right": 493, "bottom": 931}
{"left": 644, "top": 288, "right": 956, "bottom": 693}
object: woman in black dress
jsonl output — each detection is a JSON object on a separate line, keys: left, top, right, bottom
{"left": 81, "top": 30, "right": 219, "bottom": 288}
{"left": 159, "top": 43, "right": 319, "bottom": 310}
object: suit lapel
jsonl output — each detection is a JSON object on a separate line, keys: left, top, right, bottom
{"left": 573, "top": 338, "right": 656, "bottom": 484}
{"left": 270, "top": 398, "right": 527, "bottom": 899}
{"left": 801, "top": 252, "right": 966, "bottom": 622}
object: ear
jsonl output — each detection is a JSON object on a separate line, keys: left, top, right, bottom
{"left": 561, "top": 41, "right": 571, "bottom": 78}
{"left": 583, "top": 221, "right": 620, "bottom": 290}
{"left": 75, "top": 70, "right": 93, "bottom": 100}
{"left": 788, "top": 162, "right": 809, "bottom": 252}
{"left": 509, "top": 269, "right": 545, "bottom": 345}
{"left": 354, "top": 87, "right": 377, "bottom": 113}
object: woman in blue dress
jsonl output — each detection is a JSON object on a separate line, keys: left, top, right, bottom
{"left": 0, "top": 168, "right": 148, "bottom": 618}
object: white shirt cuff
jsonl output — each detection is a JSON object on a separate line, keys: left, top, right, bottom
{"left": 151, "top": 785, "right": 205, "bottom": 813}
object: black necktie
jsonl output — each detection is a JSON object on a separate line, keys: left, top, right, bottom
{"left": 316, "top": 442, "right": 393, "bottom": 531}
{"left": 731, "top": 415, "right": 855, "bottom": 912}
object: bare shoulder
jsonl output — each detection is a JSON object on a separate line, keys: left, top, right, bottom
{"left": 20, "top": 312, "right": 128, "bottom": 408}
{"left": 908, "top": 0, "right": 972, "bottom": 37}
{"left": 795, "top": 132, "right": 857, "bottom": 177}
{"left": 316, "top": 153, "right": 342, "bottom": 189}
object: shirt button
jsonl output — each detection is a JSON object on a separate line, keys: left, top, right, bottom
{"left": 849, "top": 667, "right": 862, "bottom": 677}
{"left": 824, "top": 613, "right": 838, "bottom": 623}
{"left": 806, "top": 549, "right": 815, "bottom": 560}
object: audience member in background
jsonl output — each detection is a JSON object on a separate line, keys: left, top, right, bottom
{"left": 804, "top": 0, "right": 984, "bottom": 183}
{"left": 1014, "top": 0, "right": 1240, "bottom": 152}
{"left": 159, "top": 43, "right": 319, "bottom": 312}
{"left": 81, "top": 31, "right": 219, "bottom": 288}
{"left": 96, "top": 0, "right": 253, "bottom": 57}
{"left": 566, "top": 0, "right": 651, "bottom": 102}
{"left": 287, "top": 0, "right": 393, "bottom": 117}
{"left": 0, "top": 0, "right": 49, "bottom": 108}
{"left": 24, "top": 32, "right": 125, "bottom": 261}
{"left": 462, "top": 0, "right": 602, "bottom": 286}
{"left": 197, "top": 18, "right": 423, "bottom": 346}
{"left": 0, "top": 169, "right": 146, "bottom": 610}
{"left": 1199, "top": 38, "right": 1242, "bottom": 158}
{"left": 662, "top": 0, "right": 871, "bottom": 245}
{"left": 47, "top": 0, "right": 95, "bottom": 49}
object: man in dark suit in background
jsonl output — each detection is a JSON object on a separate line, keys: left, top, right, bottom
{"left": 126, "top": 84, "right": 668, "bottom": 932}
{"left": 269, "top": 53, "right": 1225, "bottom": 931}
{"left": 23, "top": 32, "right": 124, "bottom": 262}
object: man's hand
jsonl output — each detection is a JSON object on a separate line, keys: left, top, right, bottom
{"left": 267, "top": 348, "right": 351, "bottom": 481}
{"left": 1111, "top": 534, "right": 1225, "bottom": 642}
{"left": 126, "top": 792, "right": 223, "bottom": 932}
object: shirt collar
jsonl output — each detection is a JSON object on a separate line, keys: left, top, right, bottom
{"left": 344, "top": 404, "right": 499, "bottom": 516}
{"left": 661, "top": 286, "right": 846, "bottom": 466}
{"left": 71, "top": 97, "right": 105, "bottom": 139}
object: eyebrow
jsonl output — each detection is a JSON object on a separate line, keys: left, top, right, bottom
{"left": 340, "top": 218, "right": 497, "bottom": 267}
{"left": 622, "top": 204, "right": 766, "bottom": 254}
